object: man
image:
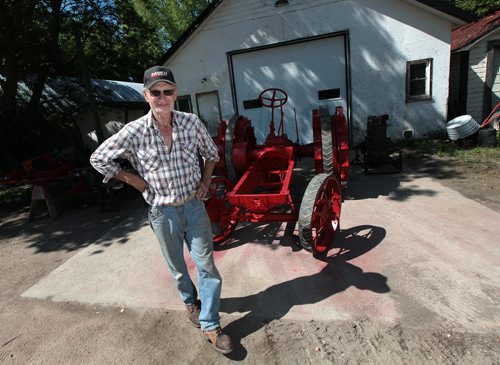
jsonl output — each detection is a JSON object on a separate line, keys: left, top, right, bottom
{"left": 90, "top": 66, "right": 234, "bottom": 354}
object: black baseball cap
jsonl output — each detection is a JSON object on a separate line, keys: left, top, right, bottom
{"left": 143, "top": 66, "right": 176, "bottom": 89}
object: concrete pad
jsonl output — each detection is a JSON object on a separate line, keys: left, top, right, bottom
{"left": 22, "top": 167, "right": 500, "bottom": 332}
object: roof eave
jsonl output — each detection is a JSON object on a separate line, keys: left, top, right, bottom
{"left": 404, "top": 0, "right": 477, "bottom": 25}
{"left": 452, "top": 28, "right": 500, "bottom": 52}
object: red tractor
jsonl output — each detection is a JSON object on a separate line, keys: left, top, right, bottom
{"left": 205, "top": 88, "right": 350, "bottom": 254}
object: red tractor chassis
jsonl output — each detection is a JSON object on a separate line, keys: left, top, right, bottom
{"left": 205, "top": 88, "right": 349, "bottom": 254}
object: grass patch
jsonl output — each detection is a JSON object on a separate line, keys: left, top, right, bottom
{"left": 399, "top": 132, "right": 499, "bottom": 165}
{"left": 434, "top": 145, "right": 500, "bottom": 163}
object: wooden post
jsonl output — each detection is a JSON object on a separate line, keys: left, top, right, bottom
{"left": 29, "top": 181, "right": 58, "bottom": 220}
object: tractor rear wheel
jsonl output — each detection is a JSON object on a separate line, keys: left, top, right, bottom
{"left": 319, "top": 106, "right": 334, "bottom": 174}
{"left": 298, "top": 173, "right": 341, "bottom": 253}
{"left": 205, "top": 177, "right": 238, "bottom": 244}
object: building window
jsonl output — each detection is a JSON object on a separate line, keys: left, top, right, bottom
{"left": 406, "top": 58, "right": 432, "bottom": 102}
{"left": 176, "top": 95, "right": 192, "bottom": 112}
{"left": 196, "top": 91, "right": 222, "bottom": 137}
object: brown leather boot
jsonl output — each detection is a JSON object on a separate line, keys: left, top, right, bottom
{"left": 185, "top": 300, "right": 201, "bottom": 328}
{"left": 203, "top": 327, "right": 234, "bottom": 354}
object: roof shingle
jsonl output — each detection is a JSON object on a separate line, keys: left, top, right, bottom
{"left": 451, "top": 10, "right": 500, "bottom": 51}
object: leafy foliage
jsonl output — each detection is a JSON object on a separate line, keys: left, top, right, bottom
{"left": 444, "top": 0, "right": 499, "bottom": 16}
{"left": 131, "top": 0, "right": 213, "bottom": 49}
{"left": 0, "top": 0, "right": 167, "bottom": 169}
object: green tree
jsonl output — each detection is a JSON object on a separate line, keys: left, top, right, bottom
{"left": 0, "top": 0, "right": 164, "bottom": 169}
{"left": 0, "top": 0, "right": 68, "bottom": 168}
{"left": 131, "top": 0, "right": 213, "bottom": 49}
{"left": 446, "top": 0, "right": 499, "bottom": 16}
{"left": 71, "top": 0, "right": 164, "bottom": 81}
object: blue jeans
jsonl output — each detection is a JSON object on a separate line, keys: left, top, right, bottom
{"left": 148, "top": 198, "right": 222, "bottom": 331}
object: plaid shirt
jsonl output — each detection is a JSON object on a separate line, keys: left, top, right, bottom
{"left": 90, "top": 110, "right": 219, "bottom": 206}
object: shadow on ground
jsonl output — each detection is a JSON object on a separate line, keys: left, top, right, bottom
{"left": 220, "top": 222, "right": 388, "bottom": 359}
{"left": 0, "top": 191, "right": 148, "bottom": 253}
{"left": 0, "top": 152, "right": 468, "bottom": 254}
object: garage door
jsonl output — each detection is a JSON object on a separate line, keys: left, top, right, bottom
{"left": 230, "top": 34, "right": 348, "bottom": 144}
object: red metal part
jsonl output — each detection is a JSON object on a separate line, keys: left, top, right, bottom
{"left": 0, "top": 153, "right": 90, "bottom": 220}
{"left": 334, "top": 106, "right": 350, "bottom": 188}
{"left": 232, "top": 117, "right": 257, "bottom": 174}
{"left": 234, "top": 116, "right": 257, "bottom": 145}
{"left": 227, "top": 148, "right": 297, "bottom": 222}
{"left": 213, "top": 120, "right": 228, "bottom": 178}
{"left": 205, "top": 177, "right": 239, "bottom": 244}
{"left": 211, "top": 115, "right": 258, "bottom": 178}
{"left": 312, "top": 109, "right": 324, "bottom": 174}
{"left": 259, "top": 88, "right": 288, "bottom": 142}
{"left": 480, "top": 101, "right": 500, "bottom": 128}
{"left": 209, "top": 88, "right": 350, "bottom": 252}
{"left": 1, "top": 153, "right": 76, "bottom": 186}
{"left": 309, "top": 175, "right": 342, "bottom": 254}
{"left": 233, "top": 142, "right": 251, "bottom": 174}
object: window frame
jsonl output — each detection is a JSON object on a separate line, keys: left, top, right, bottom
{"left": 175, "top": 95, "right": 193, "bottom": 113}
{"left": 406, "top": 58, "right": 433, "bottom": 102}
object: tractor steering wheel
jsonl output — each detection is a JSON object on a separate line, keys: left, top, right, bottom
{"left": 259, "top": 88, "right": 288, "bottom": 108}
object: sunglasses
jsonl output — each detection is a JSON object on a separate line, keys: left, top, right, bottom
{"left": 148, "top": 89, "right": 175, "bottom": 97}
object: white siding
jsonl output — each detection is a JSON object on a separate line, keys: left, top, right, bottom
{"left": 492, "top": 47, "right": 500, "bottom": 107}
{"left": 165, "top": 0, "right": 454, "bottom": 143}
{"left": 466, "top": 30, "right": 500, "bottom": 122}
{"left": 467, "top": 46, "right": 487, "bottom": 121}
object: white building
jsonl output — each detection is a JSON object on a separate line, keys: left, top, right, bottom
{"left": 449, "top": 10, "right": 500, "bottom": 127}
{"left": 159, "top": 0, "right": 473, "bottom": 145}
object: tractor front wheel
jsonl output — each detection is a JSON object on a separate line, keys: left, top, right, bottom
{"left": 298, "top": 173, "right": 342, "bottom": 253}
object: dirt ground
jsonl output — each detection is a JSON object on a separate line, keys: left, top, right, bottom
{"left": 0, "top": 146, "right": 499, "bottom": 364}
{"left": 401, "top": 144, "right": 500, "bottom": 214}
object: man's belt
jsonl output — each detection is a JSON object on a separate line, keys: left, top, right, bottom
{"left": 159, "top": 193, "right": 197, "bottom": 207}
